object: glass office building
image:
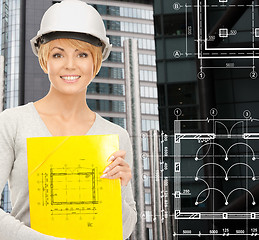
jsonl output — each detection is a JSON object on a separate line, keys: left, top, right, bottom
{"left": 86, "top": 0, "right": 158, "bottom": 130}
{"left": 0, "top": 0, "right": 22, "bottom": 109}
{"left": 0, "top": 0, "right": 24, "bottom": 213}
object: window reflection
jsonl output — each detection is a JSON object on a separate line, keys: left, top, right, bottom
{"left": 129, "top": 8, "right": 133, "bottom": 17}
{"left": 104, "top": 20, "right": 153, "bottom": 34}
{"left": 140, "top": 86, "right": 158, "bottom": 98}
{"left": 163, "top": 13, "right": 192, "bottom": 36}
{"left": 144, "top": 174, "right": 150, "bottom": 187}
{"left": 143, "top": 155, "right": 150, "bottom": 169}
{"left": 141, "top": 103, "right": 159, "bottom": 115}
{"left": 142, "top": 120, "right": 159, "bottom": 131}
{"left": 1, "top": 0, "right": 20, "bottom": 109}
{"left": 107, "top": 51, "right": 123, "bottom": 63}
{"left": 1, "top": 184, "right": 11, "bottom": 212}
{"left": 145, "top": 210, "right": 152, "bottom": 222}
{"left": 91, "top": 4, "right": 153, "bottom": 20}
{"left": 107, "top": 35, "right": 155, "bottom": 50}
{"left": 87, "top": 99, "right": 126, "bottom": 113}
{"left": 88, "top": 83, "right": 125, "bottom": 96}
{"left": 97, "top": 67, "right": 124, "bottom": 79}
{"left": 104, "top": 117, "right": 126, "bottom": 128}
{"left": 145, "top": 192, "right": 151, "bottom": 205}
{"left": 167, "top": 82, "right": 196, "bottom": 106}
{"left": 139, "top": 70, "right": 157, "bottom": 82}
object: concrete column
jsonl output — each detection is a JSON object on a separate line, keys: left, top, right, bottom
{"left": 124, "top": 39, "right": 147, "bottom": 240}
{"left": 148, "top": 129, "right": 163, "bottom": 240}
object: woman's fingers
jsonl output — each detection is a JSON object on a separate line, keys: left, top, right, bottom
{"left": 101, "top": 150, "right": 132, "bottom": 186}
{"left": 104, "top": 157, "right": 128, "bottom": 172}
{"left": 107, "top": 150, "right": 126, "bottom": 162}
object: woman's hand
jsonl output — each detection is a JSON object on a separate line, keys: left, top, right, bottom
{"left": 101, "top": 150, "right": 132, "bottom": 186}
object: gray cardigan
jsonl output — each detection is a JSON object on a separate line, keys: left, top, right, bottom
{"left": 0, "top": 103, "right": 137, "bottom": 240}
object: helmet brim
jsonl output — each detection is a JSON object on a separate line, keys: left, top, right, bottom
{"left": 30, "top": 32, "right": 112, "bottom": 61}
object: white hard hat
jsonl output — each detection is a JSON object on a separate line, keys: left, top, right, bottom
{"left": 30, "top": 0, "right": 112, "bottom": 61}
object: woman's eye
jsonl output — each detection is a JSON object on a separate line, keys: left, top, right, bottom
{"left": 52, "top": 53, "right": 62, "bottom": 58}
{"left": 78, "top": 53, "right": 88, "bottom": 58}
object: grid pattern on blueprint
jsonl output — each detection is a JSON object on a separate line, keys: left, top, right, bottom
{"left": 50, "top": 167, "right": 98, "bottom": 205}
{"left": 172, "top": 109, "right": 259, "bottom": 238}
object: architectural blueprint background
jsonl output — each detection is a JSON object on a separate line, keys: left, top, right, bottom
{"left": 153, "top": 0, "right": 259, "bottom": 239}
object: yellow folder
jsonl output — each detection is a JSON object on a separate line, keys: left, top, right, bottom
{"left": 27, "top": 135, "right": 123, "bottom": 240}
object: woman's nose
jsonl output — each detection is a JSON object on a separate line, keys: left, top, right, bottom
{"left": 65, "top": 56, "right": 76, "bottom": 69}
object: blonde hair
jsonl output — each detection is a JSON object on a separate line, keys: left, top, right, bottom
{"left": 38, "top": 38, "right": 103, "bottom": 77}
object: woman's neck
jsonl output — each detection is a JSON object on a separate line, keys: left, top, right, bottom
{"left": 34, "top": 88, "right": 93, "bottom": 120}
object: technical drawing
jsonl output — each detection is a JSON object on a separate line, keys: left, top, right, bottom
{"left": 38, "top": 166, "right": 99, "bottom": 217}
{"left": 197, "top": 0, "right": 259, "bottom": 59}
{"left": 219, "top": 28, "right": 229, "bottom": 38}
{"left": 172, "top": 0, "right": 259, "bottom": 79}
{"left": 50, "top": 167, "right": 98, "bottom": 205}
{"left": 171, "top": 108, "right": 259, "bottom": 238}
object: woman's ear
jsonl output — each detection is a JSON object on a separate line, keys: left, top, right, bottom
{"left": 41, "top": 63, "right": 48, "bottom": 74}
{"left": 38, "top": 57, "right": 49, "bottom": 74}
{"left": 43, "top": 68, "right": 48, "bottom": 74}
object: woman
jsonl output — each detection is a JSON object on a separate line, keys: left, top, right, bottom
{"left": 0, "top": 0, "right": 137, "bottom": 239}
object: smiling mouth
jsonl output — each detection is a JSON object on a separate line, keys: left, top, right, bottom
{"left": 60, "top": 75, "right": 81, "bottom": 82}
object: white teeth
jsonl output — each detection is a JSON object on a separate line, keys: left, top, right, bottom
{"left": 61, "top": 76, "right": 80, "bottom": 80}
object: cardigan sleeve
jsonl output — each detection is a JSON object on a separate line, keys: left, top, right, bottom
{"left": 0, "top": 109, "right": 66, "bottom": 240}
{"left": 119, "top": 130, "right": 137, "bottom": 239}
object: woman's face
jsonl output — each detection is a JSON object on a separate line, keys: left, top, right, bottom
{"left": 46, "top": 39, "right": 94, "bottom": 96}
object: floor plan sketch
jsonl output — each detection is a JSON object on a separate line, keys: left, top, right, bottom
{"left": 170, "top": 108, "right": 259, "bottom": 239}
{"left": 39, "top": 166, "right": 99, "bottom": 217}
{"left": 172, "top": 0, "right": 259, "bottom": 79}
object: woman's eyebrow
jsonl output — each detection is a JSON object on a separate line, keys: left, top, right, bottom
{"left": 50, "top": 47, "right": 81, "bottom": 52}
{"left": 51, "top": 47, "right": 64, "bottom": 51}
